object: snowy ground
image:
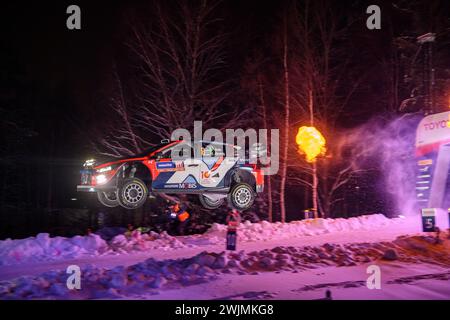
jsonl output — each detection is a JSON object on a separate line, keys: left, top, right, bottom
{"left": 0, "top": 214, "right": 449, "bottom": 300}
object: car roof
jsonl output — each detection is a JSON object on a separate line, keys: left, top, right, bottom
{"left": 178, "top": 140, "right": 241, "bottom": 149}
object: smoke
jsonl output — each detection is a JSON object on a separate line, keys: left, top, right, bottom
{"left": 338, "top": 114, "right": 423, "bottom": 216}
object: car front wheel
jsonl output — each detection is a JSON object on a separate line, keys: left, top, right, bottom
{"left": 97, "top": 191, "right": 119, "bottom": 208}
{"left": 227, "top": 183, "right": 255, "bottom": 210}
{"left": 117, "top": 178, "right": 148, "bottom": 209}
{"left": 199, "top": 194, "right": 225, "bottom": 209}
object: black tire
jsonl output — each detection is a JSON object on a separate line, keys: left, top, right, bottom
{"left": 117, "top": 178, "right": 149, "bottom": 210}
{"left": 97, "top": 191, "right": 119, "bottom": 208}
{"left": 227, "top": 183, "right": 255, "bottom": 210}
{"left": 199, "top": 194, "right": 225, "bottom": 209}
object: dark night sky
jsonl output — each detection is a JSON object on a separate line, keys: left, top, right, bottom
{"left": 2, "top": 0, "right": 295, "bottom": 167}
{"left": 2, "top": 0, "right": 399, "bottom": 129}
{"left": 1, "top": 1, "right": 449, "bottom": 237}
{"left": 0, "top": 1, "right": 424, "bottom": 190}
{"left": 3, "top": 1, "right": 271, "bottom": 125}
{"left": 1, "top": 0, "right": 291, "bottom": 211}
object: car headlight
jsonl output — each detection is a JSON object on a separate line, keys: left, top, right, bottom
{"left": 95, "top": 174, "right": 108, "bottom": 185}
{"left": 83, "top": 159, "right": 96, "bottom": 168}
{"left": 94, "top": 164, "right": 119, "bottom": 185}
{"left": 97, "top": 166, "right": 112, "bottom": 173}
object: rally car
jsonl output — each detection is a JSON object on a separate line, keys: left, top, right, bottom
{"left": 77, "top": 140, "right": 264, "bottom": 210}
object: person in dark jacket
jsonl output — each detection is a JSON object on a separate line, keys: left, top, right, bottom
{"left": 169, "top": 203, "right": 190, "bottom": 236}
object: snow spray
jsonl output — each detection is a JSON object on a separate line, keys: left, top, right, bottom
{"left": 337, "top": 114, "right": 422, "bottom": 216}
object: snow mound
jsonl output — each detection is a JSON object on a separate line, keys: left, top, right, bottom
{"left": 109, "top": 231, "right": 191, "bottom": 253}
{"left": 0, "top": 214, "right": 401, "bottom": 266}
{"left": 1, "top": 233, "right": 447, "bottom": 299}
{"left": 0, "top": 230, "right": 192, "bottom": 266}
{"left": 204, "top": 214, "right": 399, "bottom": 244}
{"left": 0, "top": 233, "right": 109, "bottom": 266}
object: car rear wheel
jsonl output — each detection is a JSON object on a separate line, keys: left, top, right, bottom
{"left": 199, "top": 194, "right": 225, "bottom": 209}
{"left": 227, "top": 183, "right": 255, "bottom": 210}
{"left": 97, "top": 191, "right": 119, "bottom": 208}
{"left": 117, "top": 178, "right": 148, "bottom": 209}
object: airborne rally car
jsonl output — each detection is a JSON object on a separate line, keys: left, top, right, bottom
{"left": 77, "top": 140, "right": 264, "bottom": 210}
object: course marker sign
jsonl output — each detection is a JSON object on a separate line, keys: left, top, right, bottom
{"left": 421, "top": 208, "right": 436, "bottom": 232}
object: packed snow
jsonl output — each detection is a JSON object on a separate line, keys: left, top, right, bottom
{"left": 203, "top": 214, "right": 403, "bottom": 243}
{"left": 0, "top": 232, "right": 448, "bottom": 299}
{"left": 0, "top": 213, "right": 448, "bottom": 300}
{"left": 0, "top": 230, "right": 192, "bottom": 266}
{"left": 0, "top": 233, "right": 109, "bottom": 266}
{"left": 0, "top": 214, "right": 406, "bottom": 266}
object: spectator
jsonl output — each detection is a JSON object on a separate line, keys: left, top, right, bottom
{"left": 226, "top": 209, "right": 241, "bottom": 250}
{"left": 169, "top": 203, "right": 190, "bottom": 235}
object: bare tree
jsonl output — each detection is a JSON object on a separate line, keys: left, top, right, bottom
{"left": 284, "top": 0, "right": 368, "bottom": 218}
{"left": 93, "top": 65, "right": 146, "bottom": 158}
{"left": 258, "top": 76, "right": 274, "bottom": 222}
{"left": 278, "top": 13, "right": 291, "bottom": 223}
{"left": 94, "top": 0, "right": 246, "bottom": 158}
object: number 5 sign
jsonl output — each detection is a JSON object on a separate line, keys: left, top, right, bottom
{"left": 421, "top": 208, "right": 436, "bottom": 232}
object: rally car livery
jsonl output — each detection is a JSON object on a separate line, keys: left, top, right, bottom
{"left": 77, "top": 140, "right": 264, "bottom": 210}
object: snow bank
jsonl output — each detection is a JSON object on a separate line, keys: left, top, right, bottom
{"left": 0, "top": 214, "right": 402, "bottom": 266}
{"left": 0, "top": 233, "right": 109, "bottom": 266}
{"left": 109, "top": 231, "right": 192, "bottom": 253}
{"left": 1, "top": 233, "right": 447, "bottom": 299}
{"left": 204, "top": 214, "right": 400, "bottom": 244}
{"left": 0, "top": 231, "right": 191, "bottom": 266}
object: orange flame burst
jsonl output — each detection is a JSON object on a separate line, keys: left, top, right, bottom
{"left": 295, "top": 126, "right": 326, "bottom": 163}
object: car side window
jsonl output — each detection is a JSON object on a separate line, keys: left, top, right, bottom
{"left": 155, "top": 145, "right": 176, "bottom": 159}
{"left": 169, "top": 144, "right": 193, "bottom": 160}
{"left": 202, "top": 143, "right": 224, "bottom": 157}
{"left": 157, "top": 147, "right": 172, "bottom": 159}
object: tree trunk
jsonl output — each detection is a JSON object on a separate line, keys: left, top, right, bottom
{"left": 279, "top": 16, "right": 290, "bottom": 223}
{"left": 266, "top": 176, "right": 273, "bottom": 222}
{"left": 47, "top": 130, "right": 55, "bottom": 212}
{"left": 312, "top": 161, "right": 318, "bottom": 218}
{"left": 258, "top": 76, "right": 273, "bottom": 222}
{"left": 307, "top": 88, "right": 319, "bottom": 218}
{"left": 320, "top": 160, "right": 330, "bottom": 218}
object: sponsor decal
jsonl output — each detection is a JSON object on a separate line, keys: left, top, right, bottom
{"left": 164, "top": 184, "right": 179, "bottom": 188}
{"left": 157, "top": 162, "right": 176, "bottom": 169}
{"left": 201, "top": 170, "right": 219, "bottom": 184}
{"left": 416, "top": 112, "right": 450, "bottom": 157}
{"left": 179, "top": 183, "right": 197, "bottom": 189}
{"left": 157, "top": 161, "right": 185, "bottom": 172}
{"left": 201, "top": 171, "right": 211, "bottom": 179}
{"left": 163, "top": 183, "right": 197, "bottom": 189}
{"left": 423, "top": 119, "right": 450, "bottom": 131}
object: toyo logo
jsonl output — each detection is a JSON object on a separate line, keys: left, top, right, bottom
{"left": 423, "top": 119, "right": 450, "bottom": 130}
{"left": 423, "top": 120, "right": 450, "bottom": 131}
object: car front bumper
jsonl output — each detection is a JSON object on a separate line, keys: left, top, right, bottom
{"left": 77, "top": 185, "right": 116, "bottom": 192}
{"left": 77, "top": 185, "right": 97, "bottom": 192}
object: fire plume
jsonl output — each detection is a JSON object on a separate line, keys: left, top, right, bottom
{"left": 295, "top": 126, "right": 326, "bottom": 162}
